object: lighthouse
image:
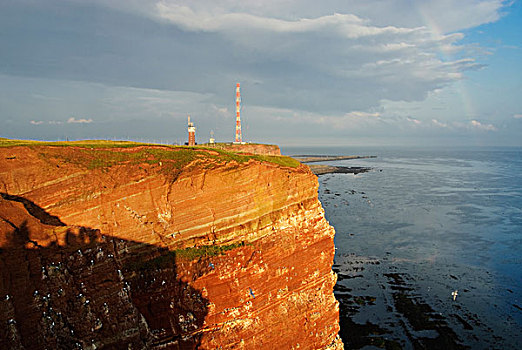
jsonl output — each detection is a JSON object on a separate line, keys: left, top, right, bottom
{"left": 234, "top": 83, "right": 243, "bottom": 144}
{"left": 187, "top": 115, "right": 196, "bottom": 146}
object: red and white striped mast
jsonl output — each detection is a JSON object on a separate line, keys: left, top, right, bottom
{"left": 234, "top": 83, "right": 242, "bottom": 143}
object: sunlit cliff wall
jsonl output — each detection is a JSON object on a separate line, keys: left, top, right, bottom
{"left": 0, "top": 143, "right": 342, "bottom": 349}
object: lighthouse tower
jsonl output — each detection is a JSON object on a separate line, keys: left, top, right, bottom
{"left": 234, "top": 83, "right": 243, "bottom": 144}
{"left": 187, "top": 115, "right": 196, "bottom": 146}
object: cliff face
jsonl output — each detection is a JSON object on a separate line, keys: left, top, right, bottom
{"left": 0, "top": 143, "right": 342, "bottom": 349}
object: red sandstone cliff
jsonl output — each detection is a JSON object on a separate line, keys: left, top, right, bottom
{"left": 0, "top": 142, "right": 343, "bottom": 349}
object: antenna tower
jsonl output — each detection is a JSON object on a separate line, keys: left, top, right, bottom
{"left": 235, "top": 83, "right": 242, "bottom": 143}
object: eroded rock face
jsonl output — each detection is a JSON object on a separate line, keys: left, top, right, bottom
{"left": 0, "top": 145, "right": 342, "bottom": 349}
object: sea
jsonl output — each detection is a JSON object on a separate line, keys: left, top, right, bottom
{"left": 281, "top": 146, "right": 522, "bottom": 349}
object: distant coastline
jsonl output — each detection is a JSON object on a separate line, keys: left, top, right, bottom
{"left": 292, "top": 155, "right": 376, "bottom": 163}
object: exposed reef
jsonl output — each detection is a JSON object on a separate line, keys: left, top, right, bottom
{"left": 0, "top": 140, "right": 342, "bottom": 349}
{"left": 307, "top": 165, "right": 371, "bottom": 176}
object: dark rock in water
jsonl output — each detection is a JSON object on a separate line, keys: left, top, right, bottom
{"left": 308, "top": 165, "right": 372, "bottom": 175}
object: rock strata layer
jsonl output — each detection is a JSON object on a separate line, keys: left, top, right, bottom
{"left": 0, "top": 144, "right": 342, "bottom": 349}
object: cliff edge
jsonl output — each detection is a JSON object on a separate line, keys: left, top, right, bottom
{"left": 0, "top": 140, "right": 343, "bottom": 349}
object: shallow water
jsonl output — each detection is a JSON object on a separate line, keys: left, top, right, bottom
{"left": 283, "top": 146, "right": 522, "bottom": 349}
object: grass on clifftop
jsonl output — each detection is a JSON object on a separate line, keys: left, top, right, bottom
{"left": 0, "top": 138, "right": 146, "bottom": 149}
{"left": 0, "top": 138, "right": 300, "bottom": 169}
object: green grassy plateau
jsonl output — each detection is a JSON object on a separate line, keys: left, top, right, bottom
{"left": 0, "top": 138, "right": 300, "bottom": 170}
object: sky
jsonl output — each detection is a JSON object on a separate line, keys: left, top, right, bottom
{"left": 1, "top": 0, "right": 521, "bottom": 147}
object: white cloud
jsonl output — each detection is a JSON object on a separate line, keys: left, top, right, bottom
{"left": 4, "top": 1, "right": 506, "bottom": 117}
{"left": 432, "top": 119, "right": 449, "bottom": 128}
{"left": 513, "top": 114, "right": 522, "bottom": 119}
{"left": 145, "top": 1, "right": 492, "bottom": 115}
{"left": 67, "top": 117, "right": 93, "bottom": 124}
{"left": 30, "top": 120, "right": 64, "bottom": 125}
{"left": 345, "top": 111, "right": 381, "bottom": 118}
{"left": 470, "top": 119, "right": 497, "bottom": 131}
{"left": 211, "top": 105, "right": 230, "bottom": 119}
{"left": 407, "top": 117, "right": 422, "bottom": 125}
{"left": 106, "top": 1, "right": 506, "bottom": 34}
{"left": 155, "top": 4, "right": 419, "bottom": 39}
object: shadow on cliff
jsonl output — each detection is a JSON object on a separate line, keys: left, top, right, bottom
{"left": 0, "top": 193, "right": 209, "bottom": 349}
